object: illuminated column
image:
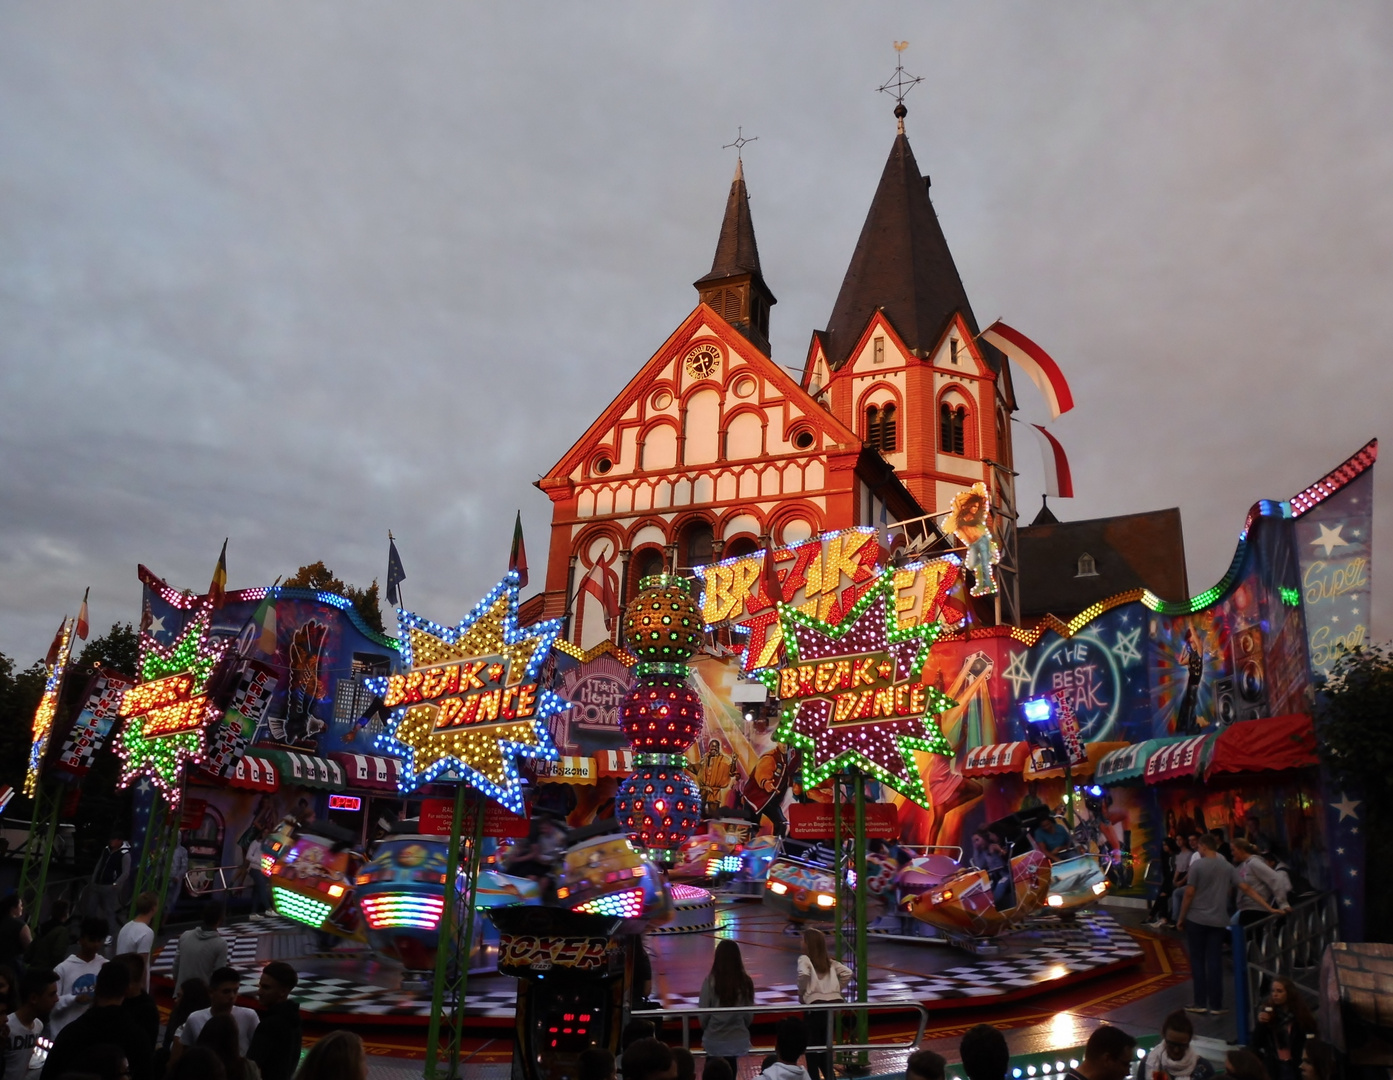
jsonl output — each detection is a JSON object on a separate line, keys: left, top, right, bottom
{"left": 613, "top": 575, "right": 704, "bottom": 859}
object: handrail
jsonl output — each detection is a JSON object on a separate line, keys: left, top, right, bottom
{"left": 1233, "top": 891, "right": 1337, "bottom": 1044}
{"left": 184, "top": 864, "right": 250, "bottom": 897}
{"left": 633, "top": 998, "right": 928, "bottom": 1058}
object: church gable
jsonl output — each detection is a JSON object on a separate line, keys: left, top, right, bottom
{"left": 542, "top": 303, "right": 859, "bottom": 492}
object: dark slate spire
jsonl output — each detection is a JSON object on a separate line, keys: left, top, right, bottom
{"left": 695, "top": 159, "right": 776, "bottom": 354}
{"left": 821, "top": 131, "right": 976, "bottom": 370}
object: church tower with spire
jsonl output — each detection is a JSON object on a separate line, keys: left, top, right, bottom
{"left": 694, "top": 159, "right": 777, "bottom": 355}
{"left": 801, "top": 89, "right": 1020, "bottom": 621}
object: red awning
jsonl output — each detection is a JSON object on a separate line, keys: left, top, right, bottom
{"left": 226, "top": 752, "right": 279, "bottom": 792}
{"left": 595, "top": 749, "right": 635, "bottom": 777}
{"left": 1206, "top": 715, "right": 1318, "bottom": 778}
{"left": 962, "top": 742, "right": 1029, "bottom": 776}
{"left": 1143, "top": 735, "right": 1214, "bottom": 784}
{"left": 330, "top": 752, "right": 404, "bottom": 792}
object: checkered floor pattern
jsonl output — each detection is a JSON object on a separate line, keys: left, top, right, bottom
{"left": 152, "top": 908, "right": 1140, "bottom": 1019}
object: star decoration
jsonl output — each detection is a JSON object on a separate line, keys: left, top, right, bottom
{"left": 767, "top": 576, "right": 954, "bottom": 807}
{"left": 1310, "top": 523, "right": 1349, "bottom": 557}
{"left": 115, "top": 607, "right": 231, "bottom": 808}
{"left": 1002, "top": 651, "right": 1033, "bottom": 695}
{"left": 1113, "top": 627, "right": 1143, "bottom": 667}
{"left": 375, "top": 573, "right": 565, "bottom": 812}
{"left": 1331, "top": 793, "right": 1361, "bottom": 822}
{"left": 147, "top": 614, "right": 166, "bottom": 636}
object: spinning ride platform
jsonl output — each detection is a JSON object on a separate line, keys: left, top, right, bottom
{"left": 149, "top": 900, "right": 1142, "bottom": 1031}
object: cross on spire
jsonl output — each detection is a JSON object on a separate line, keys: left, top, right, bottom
{"left": 877, "top": 41, "right": 924, "bottom": 134}
{"left": 723, "top": 126, "right": 757, "bottom": 162}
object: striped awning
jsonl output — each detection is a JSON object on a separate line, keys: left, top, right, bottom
{"left": 227, "top": 752, "right": 279, "bottom": 792}
{"left": 1023, "top": 741, "right": 1129, "bottom": 782}
{"left": 1144, "top": 734, "right": 1215, "bottom": 784}
{"left": 262, "top": 749, "right": 345, "bottom": 790}
{"left": 1096, "top": 738, "right": 1182, "bottom": 785}
{"left": 532, "top": 756, "right": 598, "bottom": 785}
{"left": 330, "top": 752, "right": 404, "bottom": 792}
{"left": 961, "top": 742, "right": 1029, "bottom": 776}
{"left": 595, "top": 749, "right": 635, "bottom": 777}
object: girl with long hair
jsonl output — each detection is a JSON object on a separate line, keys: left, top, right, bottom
{"left": 1226, "top": 1049, "right": 1272, "bottom": 1080}
{"left": 698, "top": 939, "right": 755, "bottom": 1072}
{"left": 294, "top": 1031, "right": 367, "bottom": 1080}
{"left": 797, "top": 929, "right": 852, "bottom": 1080}
{"left": 198, "top": 1013, "right": 261, "bottom": 1080}
{"left": 1251, "top": 978, "right": 1316, "bottom": 1080}
{"left": 1299, "top": 1040, "right": 1335, "bottom": 1080}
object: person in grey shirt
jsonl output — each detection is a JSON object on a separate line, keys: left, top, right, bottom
{"left": 1178, "top": 835, "right": 1283, "bottom": 1014}
{"left": 1233, "top": 839, "right": 1291, "bottom": 925}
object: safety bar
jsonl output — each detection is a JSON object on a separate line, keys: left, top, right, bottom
{"left": 634, "top": 999, "right": 928, "bottom": 1058}
{"left": 184, "top": 865, "right": 252, "bottom": 896}
{"left": 898, "top": 845, "right": 964, "bottom": 862}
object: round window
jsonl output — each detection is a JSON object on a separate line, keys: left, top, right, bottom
{"left": 593, "top": 457, "right": 613, "bottom": 475}
{"left": 651, "top": 390, "right": 674, "bottom": 410}
{"left": 792, "top": 429, "right": 815, "bottom": 450}
{"left": 732, "top": 375, "right": 757, "bottom": 399}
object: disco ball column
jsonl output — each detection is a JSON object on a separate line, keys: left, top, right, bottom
{"left": 614, "top": 575, "right": 705, "bottom": 859}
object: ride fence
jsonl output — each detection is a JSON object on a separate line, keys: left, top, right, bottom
{"left": 1233, "top": 891, "right": 1339, "bottom": 1044}
{"left": 633, "top": 998, "right": 928, "bottom": 1060}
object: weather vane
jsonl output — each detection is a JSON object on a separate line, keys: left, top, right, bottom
{"left": 877, "top": 41, "right": 923, "bottom": 133}
{"left": 723, "top": 126, "right": 757, "bottom": 162}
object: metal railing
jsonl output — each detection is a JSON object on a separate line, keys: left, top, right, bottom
{"left": 183, "top": 865, "right": 250, "bottom": 896}
{"left": 1234, "top": 891, "right": 1339, "bottom": 1044}
{"left": 633, "top": 999, "right": 928, "bottom": 1059}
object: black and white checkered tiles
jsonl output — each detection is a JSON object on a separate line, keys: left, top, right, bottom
{"left": 151, "top": 908, "right": 1140, "bottom": 1019}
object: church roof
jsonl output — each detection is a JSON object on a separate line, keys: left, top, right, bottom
{"left": 821, "top": 132, "right": 978, "bottom": 372}
{"left": 694, "top": 159, "right": 770, "bottom": 294}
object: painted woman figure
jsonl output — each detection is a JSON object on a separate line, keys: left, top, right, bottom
{"left": 1175, "top": 628, "right": 1206, "bottom": 734}
{"left": 943, "top": 484, "right": 1000, "bottom": 597}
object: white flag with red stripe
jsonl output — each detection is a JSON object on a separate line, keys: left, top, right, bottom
{"left": 982, "top": 320, "right": 1074, "bottom": 420}
{"left": 1031, "top": 424, "right": 1074, "bottom": 498}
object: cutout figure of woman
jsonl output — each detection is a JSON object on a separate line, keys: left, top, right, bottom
{"left": 944, "top": 484, "right": 1000, "bottom": 597}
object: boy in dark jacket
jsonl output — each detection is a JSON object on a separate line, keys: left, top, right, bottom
{"left": 248, "top": 961, "right": 302, "bottom": 1080}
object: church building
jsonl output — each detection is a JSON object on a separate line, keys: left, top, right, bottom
{"left": 530, "top": 107, "right": 1020, "bottom": 649}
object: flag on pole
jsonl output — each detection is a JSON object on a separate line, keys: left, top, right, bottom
{"left": 209, "top": 539, "right": 228, "bottom": 609}
{"left": 981, "top": 320, "right": 1075, "bottom": 420}
{"left": 255, "top": 590, "right": 278, "bottom": 654}
{"left": 44, "top": 620, "right": 68, "bottom": 668}
{"left": 1030, "top": 424, "right": 1075, "bottom": 498}
{"left": 76, "top": 588, "right": 90, "bottom": 641}
{"left": 508, "top": 512, "right": 529, "bottom": 588}
{"left": 386, "top": 533, "right": 406, "bottom": 607}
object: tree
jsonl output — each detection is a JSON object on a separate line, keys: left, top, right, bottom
{"left": 284, "top": 561, "right": 385, "bottom": 634}
{"left": 1316, "top": 643, "right": 1393, "bottom": 938}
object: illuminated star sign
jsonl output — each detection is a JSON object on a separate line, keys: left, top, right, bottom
{"left": 1113, "top": 627, "right": 1142, "bottom": 667}
{"left": 767, "top": 576, "right": 955, "bottom": 807}
{"left": 114, "top": 609, "right": 230, "bottom": 807}
{"left": 375, "top": 573, "right": 565, "bottom": 812}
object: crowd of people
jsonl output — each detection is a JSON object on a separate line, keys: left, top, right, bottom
{"left": 0, "top": 892, "right": 367, "bottom": 1080}
{"left": 1141, "top": 830, "right": 1308, "bottom": 1017}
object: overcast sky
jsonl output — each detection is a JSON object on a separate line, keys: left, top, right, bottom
{"left": 2, "top": 4, "right": 1389, "bottom": 664}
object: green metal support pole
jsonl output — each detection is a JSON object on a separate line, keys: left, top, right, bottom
{"left": 129, "top": 796, "right": 166, "bottom": 919}
{"left": 425, "top": 786, "right": 467, "bottom": 1080}
{"left": 833, "top": 773, "right": 844, "bottom": 963}
{"left": 853, "top": 770, "right": 869, "bottom": 1070}
{"left": 20, "top": 783, "right": 63, "bottom": 928}
{"left": 443, "top": 803, "right": 486, "bottom": 1078}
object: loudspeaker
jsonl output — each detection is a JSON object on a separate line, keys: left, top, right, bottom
{"left": 1212, "top": 677, "right": 1236, "bottom": 729}
{"left": 1232, "top": 626, "right": 1268, "bottom": 721}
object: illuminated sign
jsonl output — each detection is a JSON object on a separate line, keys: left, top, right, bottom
{"left": 328, "top": 794, "right": 362, "bottom": 811}
{"left": 119, "top": 672, "right": 208, "bottom": 737}
{"left": 375, "top": 574, "right": 565, "bottom": 812}
{"left": 697, "top": 527, "right": 963, "bottom": 671}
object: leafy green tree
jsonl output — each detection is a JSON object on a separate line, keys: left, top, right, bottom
{"left": 284, "top": 561, "right": 385, "bottom": 634}
{"left": 1316, "top": 643, "right": 1393, "bottom": 939}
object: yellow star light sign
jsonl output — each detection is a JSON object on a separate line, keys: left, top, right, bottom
{"left": 375, "top": 574, "right": 565, "bottom": 811}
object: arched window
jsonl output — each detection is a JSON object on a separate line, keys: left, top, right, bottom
{"left": 866, "top": 404, "right": 897, "bottom": 453}
{"left": 723, "top": 535, "right": 759, "bottom": 559}
{"left": 679, "top": 521, "right": 714, "bottom": 569}
{"left": 939, "top": 402, "right": 967, "bottom": 455}
{"left": 629, "top": 547, "right": 666, "bottom": 600}
{"left": 1076, "top": 553, "right": 1098, "bottom": 578}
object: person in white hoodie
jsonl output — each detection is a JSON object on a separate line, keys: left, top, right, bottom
{"left": 758, "top": 1019, "right": 812, "bottom": 1080}
{"left": 796, "top": 930, "right": 851, "bottom": 1080}
{"left": 48, "top": 918, "right": 108, "bottom": 1036}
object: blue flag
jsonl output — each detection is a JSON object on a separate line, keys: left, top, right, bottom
{"left": 386, "top": 535, "right": 406, "bottom": 607}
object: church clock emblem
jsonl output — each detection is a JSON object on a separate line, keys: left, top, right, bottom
{"left": 683, "top": 342, "right": 722, "bottom": 380}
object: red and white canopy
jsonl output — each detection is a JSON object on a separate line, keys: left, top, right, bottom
{"left": 962, "top": 742, "right": 1029, "bottom": 776}
{"left": 330, "top": 753, "right": 404, "bottom": 792}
